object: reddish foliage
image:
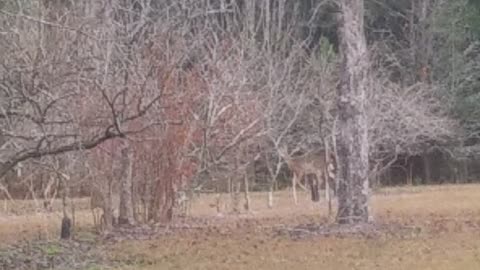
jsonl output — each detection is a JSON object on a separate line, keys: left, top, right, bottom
{"left": 86, "top": 35, "right": 263, "bottom": 221}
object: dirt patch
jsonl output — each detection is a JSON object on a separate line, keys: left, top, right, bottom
{"left": 100, "top": 215, "right": 269, "bottom": 244}
{"left": 275, "top": 222, "right": 423, "bottom": 240}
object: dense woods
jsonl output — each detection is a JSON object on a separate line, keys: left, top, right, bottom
{"left": 1, "top": 0, "right": 480, "bottom": 229}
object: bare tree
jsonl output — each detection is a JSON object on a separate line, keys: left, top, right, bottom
{"left": 0, "top": 1, "right": 168, "bottom": 179}
{"left": 1, "top": 0, "right": 462, "bottom": 233}
{"left": 365, "top": 41, "right": 458, "bottom": 185}
{"left": 335, "top": 0, "right": 370, "bottom": 224}
{"left": 118, "top": 140, "right": 134, "bottom": 226}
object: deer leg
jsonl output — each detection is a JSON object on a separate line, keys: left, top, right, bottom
{"left": 92, "top": 208, "right": 101, "bottom": 232}
{"left": 325, "top": 172, "right": 332, "bottom": 217}
{"left": 91, "top": 208, "right": 96, "bottom": 228}
{"left": 292, "top": 173, "right": 298, "bottom": 205}
{"left": 308, "top": 175, "right": 314, "bottom": 201}
{"left": 297, "top": 178, "right": 308, "bottom": 191}
{"left": 327, "top": 163, "right": 336, "bottom": 197}
{"left": 309, "top": 174, "right": 320, "bottom": 202}
{"left": 330, "top": 177, "right": 337, "bottom": 198}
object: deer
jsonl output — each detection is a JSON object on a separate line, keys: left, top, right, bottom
{"left": 90, "top": 188, "right": 119, "bottom": 231}
{"left": 278, "top": 145, "right": 336, "bottom": 208}
{"left": 173, "top": 189, "right": 191, "bottom": 218}
{"left": 90, "top": 189, "right": 105, "bottom": 231}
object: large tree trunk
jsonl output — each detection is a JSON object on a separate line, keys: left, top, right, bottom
{"left": 103, "top": 191, "right": 114, "bottom": 231}
{"left": 410, "top": 0, "right": 433, "bottom": 83}
{"left": 335, "top": 0, "right": 370, "bottom": 225}
{"left": 118, "top": 141, "right": 135, "bottom": 226}
{"left": 149, "top": 159, "right": 175, "bottom": 223}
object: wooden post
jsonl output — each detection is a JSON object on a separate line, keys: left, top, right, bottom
{"left": 243, "top": 173, "right": 250, "bottom": 211}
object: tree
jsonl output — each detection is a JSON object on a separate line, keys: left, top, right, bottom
{"left": 118, "top": 140, "right": 135, "bottom": 226}
{"left": 0, "top": 0, "right": 203, "bottom": 226}
{"left": 430, "top": 0, "right": 480, "bottom": 142}
{"left": 335, "top": 0, "right": 370, "bottom": 224}
{"left": 0, "top": 1, "right": 165, "bottom": 179}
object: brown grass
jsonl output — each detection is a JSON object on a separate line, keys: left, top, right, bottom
{"left": 0, "top": 198, "right": 92, "bottom": 246}
{"left": 2, "top": 184, "right": 480, "bottom": 269}
{"left": 0, "top": 211, "right": 94, "bottom": 246}
{"left": 109, "top": 184, "right": 480, "bottom": 270}
{"left": 110, "top": 232, "right": 480, "bottom": 270}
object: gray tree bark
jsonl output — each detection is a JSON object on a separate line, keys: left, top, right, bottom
{"left": 118, "top": 141, "right": 135, "bottom": 226}
{"left": 335, "top": 0, "right": 370, "bottom": 224}
{"left": 103, "top": 188, "right": 114, "bottom": 231}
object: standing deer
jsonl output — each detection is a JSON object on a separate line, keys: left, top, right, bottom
{"left": 90, "top": 189, "right": 105, "bottom": 231}
{"left": 90, "top": 189, "right": 119, "bottom": 231}
{"left": 278, "top": 146, "right": 336, "bottom": 207}
{"left": 173, "top": 190, "right": 190, "bottom": 217}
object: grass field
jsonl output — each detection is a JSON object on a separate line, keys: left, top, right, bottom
{"left": 2, "top": 184, "right": 480, "bottom": 269}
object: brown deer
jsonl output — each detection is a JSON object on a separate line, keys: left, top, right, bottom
{"left": 278, "top": 146, "right": 336, "bottom": 206}
{"left": 90, "top": 189, "right": 105, "bottom": 231}
{"left": 90, "top": 188, "right": 119, "bottom": 231}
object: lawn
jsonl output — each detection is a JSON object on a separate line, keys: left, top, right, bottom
{"left": 1, "top": 184, "right": 480, "bottom": 269}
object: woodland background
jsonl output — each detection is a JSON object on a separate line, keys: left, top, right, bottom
{"left": 1, "top": 0, "right": 480, "bottom": 227}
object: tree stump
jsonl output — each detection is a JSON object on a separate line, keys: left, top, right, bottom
{"left": 60, "top": 216, "right": 72, "bottom": 239}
